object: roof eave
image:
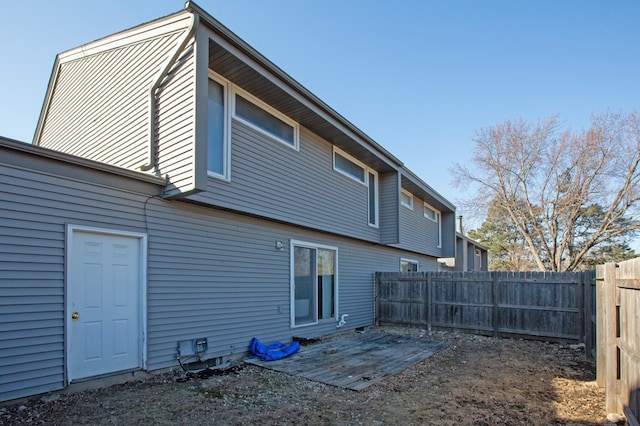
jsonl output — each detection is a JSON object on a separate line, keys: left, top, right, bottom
{"left": 185, "top": 1, "right": 404, "bottom": 169}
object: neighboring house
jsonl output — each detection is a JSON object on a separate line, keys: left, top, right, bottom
{"left": 439, "top": 217, "right": 488, "bottom": 271}
{"left": 0, "top": 2, "right": 456, "bottom": 402}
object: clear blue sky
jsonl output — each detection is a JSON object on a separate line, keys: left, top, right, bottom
{"left": 1, "top": 1, "right": 639, "bottom": 229}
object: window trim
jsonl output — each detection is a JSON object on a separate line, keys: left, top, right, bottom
{"left": 332, "top": 147, "right": 379, "bottom": 228}
{"left": 423, "top": 202, "right": 439, "bottom": 222}
{"left": 232, "top": 85, "right": 299, "bottom": 150}
{"left": 424, "top": 202, "right": 442, "bottom": 248}
{"left": 332, "top": 147, "right": 366, "bottom": 184}
{"left": 207, "top": 70, "right": 232, "bottom": 181}
{"left": 401, "top": 189, "right": 413, "bottom": 210}
{"left": 290, "top": 240, "right": 339, "bottom": 328}
{"left": 367, "top": 170, "right": 379, "bottom": 228}
{"left": 400, "top": 258, "right": 419, "bottom": 272}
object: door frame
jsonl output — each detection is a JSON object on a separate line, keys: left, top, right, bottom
{"left": 65, "top": 224, "right": 148, "bottom": 384}
{"left": 290, "top": 239, "right": 339, "bottom": 328}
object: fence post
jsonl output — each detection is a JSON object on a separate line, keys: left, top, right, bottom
{"left": 374, "top": 272, "right": 380, "bottom": 327}
{"left": 583, "top": 270, "right": 594, "bottom": 360}
{"left": 426, "top": 272, "right": 432, "bottom": 333}
{"left": 492, "top": 272, "right": 500, "bottom": 337}
{"left": 577, "top": 272, "right": 585, "bottom": 346}
{"left": 602, "top": 262, "right": 618, "bottom": 413}
{"left": 595, "top": 265, "right": 605, "bottom": 386}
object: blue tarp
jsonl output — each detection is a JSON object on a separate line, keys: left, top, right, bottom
{"left": 249, "top": 337, "right": 300, "bottom": 361}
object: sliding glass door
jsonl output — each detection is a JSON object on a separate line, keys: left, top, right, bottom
{"left": 292, "top": 241, "right": 337, "bottom": 327}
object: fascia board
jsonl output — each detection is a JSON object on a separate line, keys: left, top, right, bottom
{"left": 58, "top": 11, "right": 192, "bottom": 63}
{"left": 187, "top": 1, "right": 403, "bottom": 171}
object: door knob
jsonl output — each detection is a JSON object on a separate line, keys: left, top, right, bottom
{"left": 71, "top": 312, "right": 79, "bottom": 320}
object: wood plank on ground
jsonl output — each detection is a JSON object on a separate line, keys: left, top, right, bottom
{"left": 245, "top": 332, "right": 449, "bottom": 391}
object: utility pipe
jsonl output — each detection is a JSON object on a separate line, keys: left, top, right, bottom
{"left": 336, "top": 314, "right": 349, "bottom": 328}
{"left": 140, "top": 12, "right": 198, "bottom": 172}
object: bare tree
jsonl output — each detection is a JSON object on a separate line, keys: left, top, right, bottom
{"left": 453, "top": 111, "right": 640, "bottom": 271}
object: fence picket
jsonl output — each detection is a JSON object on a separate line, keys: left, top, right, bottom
{"left": 596, "top": 257, "right": 640, "bottom": 422}
{"left": 376, "top": 270, "right": 595, "bottom": 344}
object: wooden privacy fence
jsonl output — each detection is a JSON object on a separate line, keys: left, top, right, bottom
{"left": 375, "top": 271, "right": 595, "bottom": 347}
{"left": 596, "top": 258, "right": 640, "bottom": 424}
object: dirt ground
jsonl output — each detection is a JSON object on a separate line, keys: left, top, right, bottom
{"left": 1, "top": 327, "right": 608, "bottom": 425}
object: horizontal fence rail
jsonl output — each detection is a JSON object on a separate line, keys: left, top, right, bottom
{"left": 375, "top": 271, "right": 594, "bottom": 345}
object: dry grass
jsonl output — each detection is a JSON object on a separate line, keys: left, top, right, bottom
{"left": 0, "top": 327, "right": 606, "bottom": 425}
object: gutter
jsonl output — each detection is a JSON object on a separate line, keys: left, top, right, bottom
{"left": 140, "top": 11, "right": 198, "bottom": 172}
{"left": 1, "top": 136, "right": 167, "bottom": 185}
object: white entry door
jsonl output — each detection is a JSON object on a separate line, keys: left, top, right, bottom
{"left": 67, "top": 227, "right": 145, "bottom": 381}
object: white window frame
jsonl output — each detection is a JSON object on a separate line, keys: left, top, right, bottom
{"left": 332, "top": 147, "right": 379, "bottom": 228}
{"left": 400, "top": 258, "right": 419, "bottom": 272}
{"left": 401, "top": 189, "right": 413, "bottom": 210}
{"left": 367, "top": 170, "right": 379, "bottom": 228}
{"left": 333, "top": 147, "right": 366, "bottom": 184}
{"left": 232, "top": 85, "right": 299, "bottom": 150}
{"left": 423, "top": 203, "right": 439, "bottom": 222}
{"left": 424, "top": 202, "right": 442, "bottom": 248}
{"left": 290, "top": 240, "right": 339, "bottom": 328}
{"left": 207, "top": 70, "right": 232, "bottom": 181}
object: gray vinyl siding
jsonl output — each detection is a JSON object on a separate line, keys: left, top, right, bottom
{"left": 0, "top": 142, "right": 440, "bottom": 402}
{"left": 156, "top": 39, "right": 199, "bottom": 197}
{"left": 39, "top": 31, "right": 182, "bottom": 164}
{"left": 36, "top": 14, "right": 199, "bottom": 196}
{"left": 0, "top": 159, "right": 159, "bottom": 402}
{"left": 189, "top": 123, "right": 381, "bottom": 242}
{"left": 142, "top": 197, "right": 438, "bottom": 362}
{"left": 397, "top": 195, "right": 442, "bottom": 257}
{"left": 379, "top": 171, "right": 400, "bottom": 244}
{"left": 440, "top": 212, "right": 456, "bottom": 257}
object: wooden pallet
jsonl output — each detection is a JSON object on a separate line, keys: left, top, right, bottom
{"left": 245, "top": 332, "right": 449, "bottom": 391}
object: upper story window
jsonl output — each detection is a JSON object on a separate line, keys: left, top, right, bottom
{"left": 333, "top": 147, "right": 378, "bottom": 227}
{"left": 207, "top": 73, "right": 231, "bottom": 180}
{"left": 401, "top": 189, "right": 413, "bottom": 210}
{"left": 423, "top": 203, "right": 439, "bottom": 222}
{"left": 334, "top": 150, "right": 365, "bottom": 183}
{"left": 207, "top": 71, "right": 300, "bottom": 181}
{"left": 233, "top": 87, "right": 299, "bottom": 150}
{"left": 424, "top": 202, "right": 442, "bottom": 248}
{"left": 368, "top": 171, "right": 378, "bottom": 227}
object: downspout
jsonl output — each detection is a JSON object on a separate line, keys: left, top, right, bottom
{"left": 140, "top": 12, "right": 198, "bottom": 172}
